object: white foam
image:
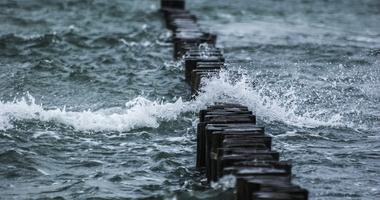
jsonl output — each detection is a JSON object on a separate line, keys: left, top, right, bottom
{"left": 32, "top": 131, "right": 61, "bottom": 139}
{"left": 211, "top": 175, "right": 236, "bottom": 190}
{"left": 0, "top": 93, "right": 191, "bottom": 132}
{"left": 0, "top": 70, "right": 345, "bottom": 132}
{"left": 195, "top": 70, "right": 344, "bottom": 128}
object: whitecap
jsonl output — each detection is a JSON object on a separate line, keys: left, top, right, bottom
{"left": 0, "top": 69, "right": 349, "bottom": 132}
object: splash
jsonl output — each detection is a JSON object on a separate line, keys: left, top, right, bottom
{"left": 0, "top": 69, "right": 345, "bottom": 131}
{"left": 0, "top": 93, "right": 191, "bottom": 132}
{"left": 196, "top": 70, "right": 344, "bottom": 128}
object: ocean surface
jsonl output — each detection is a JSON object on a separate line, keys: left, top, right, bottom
{"left": 0, "top": 0, "right": 379, "bottom": 199}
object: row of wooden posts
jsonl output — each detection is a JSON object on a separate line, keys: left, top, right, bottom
{"left": 160, "top": 1, "right": 309, "bottom": 199}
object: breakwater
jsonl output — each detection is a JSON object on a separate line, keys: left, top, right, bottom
{"left": 1, "top": 0, "right": 378, "bottom": 199}
{"left": 160, "top": 0, "right": 309, "bottom": 199}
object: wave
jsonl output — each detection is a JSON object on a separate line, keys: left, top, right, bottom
{"left": 210, "top": 20, "right": 380, "bottom": 48}
{"left": 197, "top": 70, "right": 345, "bottom": 128}
{"left": 0, "top": 93, "right": 190, "bottom": 132}
{"left": 0, "top": 69, "right": 348, "bottom": 132}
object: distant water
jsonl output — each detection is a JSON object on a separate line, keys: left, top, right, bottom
{"left": 0, "top": 0, "right": 379, "bottom": 199}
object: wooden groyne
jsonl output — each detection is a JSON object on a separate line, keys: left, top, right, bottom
{"left": 160, "top": 1, "right": 309, "bottom": 199}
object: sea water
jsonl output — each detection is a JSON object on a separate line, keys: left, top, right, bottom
{"left": 0, "top": 0, "right": 379, "bottom": 199}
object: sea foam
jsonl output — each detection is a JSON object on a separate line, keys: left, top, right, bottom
{"left": 0, "top": 70, "right": 344, "bottom": 132}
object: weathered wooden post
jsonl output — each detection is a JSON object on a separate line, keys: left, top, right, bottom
{"left": 159, "top": 1, "right": 309, "bottom": 199}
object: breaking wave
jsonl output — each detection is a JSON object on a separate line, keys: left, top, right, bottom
{"left": 0, "top": 69, "right": 348, "bottom": 132}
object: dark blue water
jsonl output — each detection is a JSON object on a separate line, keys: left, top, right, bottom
{"left": 0, "top": 0, "right": 379, "bottom": 199}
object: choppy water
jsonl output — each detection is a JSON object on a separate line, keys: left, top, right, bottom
{"left": 0, "top": 0, "right": 379, "bottom": 199}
